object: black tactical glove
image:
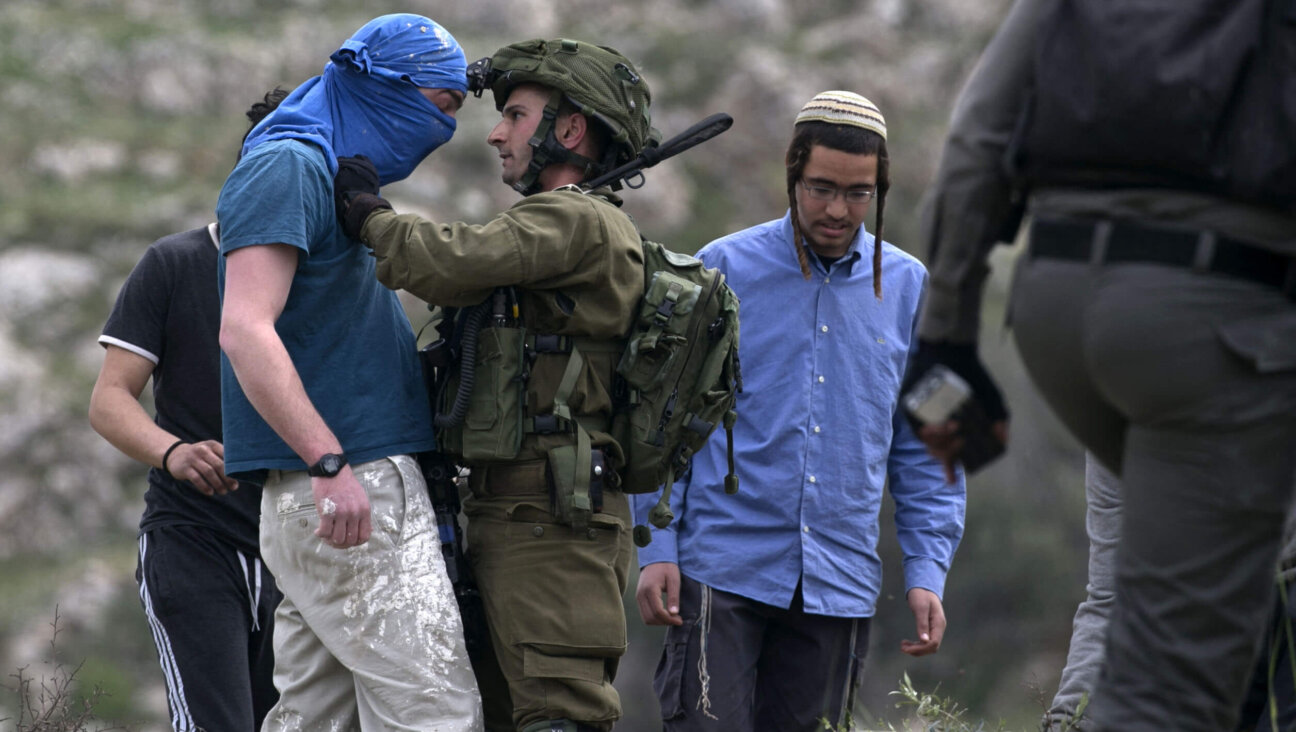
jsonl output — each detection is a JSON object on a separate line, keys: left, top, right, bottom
{"left": 901, "top": 339, "right": 1008, "bottom": 474}
{"left": 904, "top": 340, "right": 1008, "bottom": 423}
{"left": 333, "top": 155, "right": 392, "bottom": 241}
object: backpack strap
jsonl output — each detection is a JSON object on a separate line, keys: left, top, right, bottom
{"left": 634, "top": 408, "right": 738, "bottom": 547}
{"left": 550, "top": 344, "right": 585, "bottom": 429}
{"left": 724, "top": 409, "right": 739, "bottom": 495}
{"left": 526, "top": 333, "right": 625, "bottom": 356}
{"left": 523, "top": 334, "right": 624, "bottom": 436}
{"left": 525, "top": 333, "right": 625, "bottom": 530}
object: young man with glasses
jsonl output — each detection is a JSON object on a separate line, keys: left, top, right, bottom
{"left": 633, "top": 90, "right": 966, "bottom": 731}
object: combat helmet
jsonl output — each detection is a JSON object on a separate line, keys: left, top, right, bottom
{"left": 466, "top": 38, "right": 660, "bottom": 194}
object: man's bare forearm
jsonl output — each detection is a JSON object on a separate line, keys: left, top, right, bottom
{"left": 220, "top": 243, "right": 370, "bottom": 545}
{"left": 220, "top": 243, "right": 343, "bottom": 465}
{"left": 90, "top": 346, "right": 236, "bottom": 494}
{"left": 89, "top": 372, "right": 179, "bottom": 469}
{"left": 221, "top": 309, "right": 372, "bottom": 545}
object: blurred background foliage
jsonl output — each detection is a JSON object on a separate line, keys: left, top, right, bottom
{"left": 0, "top": 0, "right": 1095, "bottom": 729}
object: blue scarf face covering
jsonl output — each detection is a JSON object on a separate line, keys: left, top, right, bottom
{"left": 241, "top": 13, "right": 468, "bottom": 184}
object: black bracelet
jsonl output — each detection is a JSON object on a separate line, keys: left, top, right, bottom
{"left": 161, "top": 439, "right": 187, "bottom": 476}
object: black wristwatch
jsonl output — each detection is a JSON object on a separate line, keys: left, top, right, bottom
{"left": 307, "top": 453, "right": 348, "bottom": 478}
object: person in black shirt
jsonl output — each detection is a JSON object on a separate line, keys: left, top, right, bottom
{"left": 89, "top": 90, "right": 286, "bottom": 731}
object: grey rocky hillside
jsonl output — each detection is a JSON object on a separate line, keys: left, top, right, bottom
{"left": 0, "top": 1, "right": 1092, "bottom": 729}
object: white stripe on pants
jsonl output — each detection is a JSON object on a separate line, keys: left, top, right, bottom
{"left": 138, "top": 534, "right": 197, "bottom": 732}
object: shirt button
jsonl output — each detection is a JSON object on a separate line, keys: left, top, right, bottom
{"left": 803, "top": 525, "right": 811, "bottom": 533}
{"left": 817, "top": 375, "right": 825, "bottom": 383}
{"left": 532, "top": 526, "right": 545, "bottom": 537}
{"left": 824, "top": 277, "right": 831, "bottom": 284}
{"left": 809, "top": 475, "right": 817, "bottom": 484}
{"left": 814, "top": 425, "right": 821, "bottom": 433}
{"left": 820, "top": 325, "right": 829, "bottom": 333}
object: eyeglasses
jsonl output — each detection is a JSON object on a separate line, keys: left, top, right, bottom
{"left": 799, "top": 180, "right": 875, "bottom": 205}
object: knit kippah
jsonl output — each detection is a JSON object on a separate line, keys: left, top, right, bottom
{"left": 794, "top": 90, "right": 886, "bottom": 140}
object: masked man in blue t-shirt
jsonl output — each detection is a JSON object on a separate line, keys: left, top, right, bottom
{"left": 216, "top": 14, "right": 482, "bottom": 730}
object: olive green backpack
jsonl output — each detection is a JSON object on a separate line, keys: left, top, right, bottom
{"left": 614, "top": 237, "right": 742, "bottom": 546}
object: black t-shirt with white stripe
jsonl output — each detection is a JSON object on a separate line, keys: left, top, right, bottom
{"left": 100, "top": 225, "right": 261, "bottom": 555}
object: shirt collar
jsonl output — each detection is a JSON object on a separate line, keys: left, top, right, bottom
{"left": 779, "top": 210, "right": 866, "bottom": 276}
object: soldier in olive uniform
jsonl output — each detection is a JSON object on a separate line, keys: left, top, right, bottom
{"left": 334, "top": 39, "right": 658, "bottom": 732}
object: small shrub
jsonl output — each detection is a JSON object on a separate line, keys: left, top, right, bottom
{"left": 822, "top": 674, "right": 1090, "bottom": 732}
{"left": 2, "top": 608, "right": 127, "bottom": 732}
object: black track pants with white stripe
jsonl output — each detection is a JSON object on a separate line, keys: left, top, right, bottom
{"left": 137, "top": 524, "right": 281, "bottom": 731}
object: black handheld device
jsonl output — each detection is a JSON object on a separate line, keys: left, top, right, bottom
{"left": 903, "top": 365, "right": 1004, "bottom": 474}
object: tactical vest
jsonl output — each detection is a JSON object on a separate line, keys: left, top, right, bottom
{"left": 436, "top": 287, "right": 626, "bottom": 530}
{"left": 434, "top": 238, "right": 742, "bottom": 545}
{"left": 1011, "top": 0, "right": 1296, "bottom": 213}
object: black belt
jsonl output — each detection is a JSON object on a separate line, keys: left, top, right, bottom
{"left": 1030, "top": 218, "right": 1296, "bottom": 300}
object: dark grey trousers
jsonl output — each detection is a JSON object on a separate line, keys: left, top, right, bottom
{"left": 1010, "top": 233, "right": 1296, "bottom": 732}
{"left": 653, "top": 574, "right": 871, "bottom": 732}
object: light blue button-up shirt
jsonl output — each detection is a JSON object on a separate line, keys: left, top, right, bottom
{"left": 633, "top": 212, "right": 966, "bottom": 618}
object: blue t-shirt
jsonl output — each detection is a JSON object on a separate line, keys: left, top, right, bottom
{"left": 215, "top": 139, "right": 434, "bottom": 479}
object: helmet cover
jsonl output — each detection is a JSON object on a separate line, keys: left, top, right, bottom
{"left": 472, "top": 38, "right": 659, "bottom": 166}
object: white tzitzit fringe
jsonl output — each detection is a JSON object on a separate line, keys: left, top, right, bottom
{"left": 695, "top": 583, "right": 718, "bottom": 720}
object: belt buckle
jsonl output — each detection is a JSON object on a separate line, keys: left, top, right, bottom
{"left": 1091, "top": 220, "right": 1113, "bottom": 266}
{"left": 1191, "top": 230, "right": 1217, "bottom": 274}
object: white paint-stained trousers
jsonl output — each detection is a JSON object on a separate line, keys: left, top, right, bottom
{"left": 259, "top": 455, "right": 483, "bottom": 731}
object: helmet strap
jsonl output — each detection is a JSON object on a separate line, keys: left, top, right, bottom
{"left": 514, "top": 88, "right": 604, "bottom": 195}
